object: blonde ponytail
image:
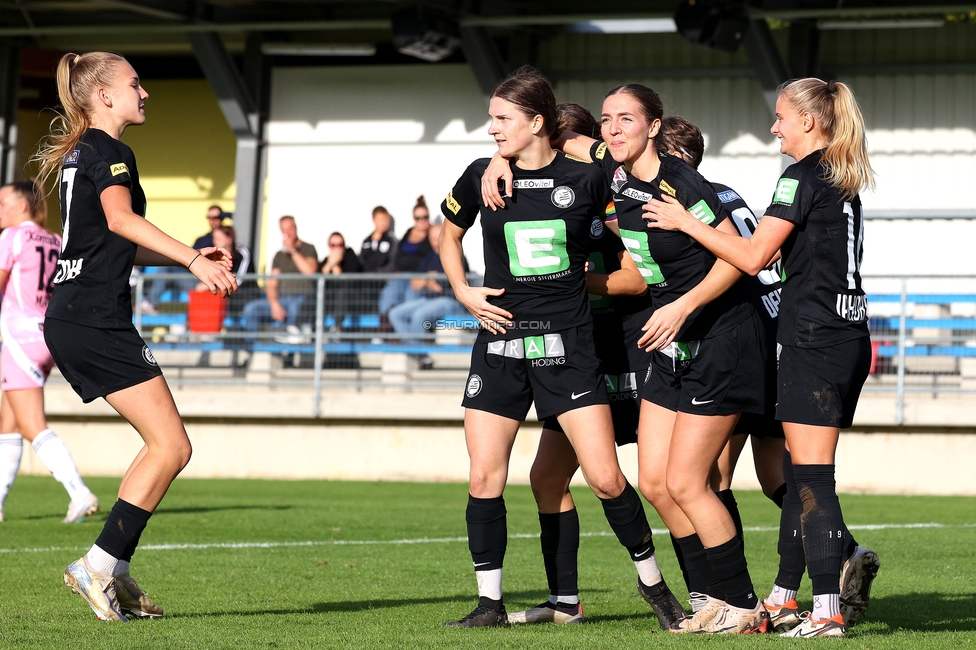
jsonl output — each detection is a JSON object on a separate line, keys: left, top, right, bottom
{"left": 31, "top": 51, "right": 129, "bottom": 194}
{"left": 778, "top": 78, "right": 875, "bottom": 200}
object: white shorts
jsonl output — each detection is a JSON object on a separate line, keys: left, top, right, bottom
{"left": 1, "top": 322, "right": 54, "bottom": 390}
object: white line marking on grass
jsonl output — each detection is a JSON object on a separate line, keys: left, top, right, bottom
{"left": 2, "top": 522, "right": 973, "bottom": 555}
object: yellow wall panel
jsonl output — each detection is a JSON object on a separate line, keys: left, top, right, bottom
{"left": 19, "top": 79, "right": 236, "bottom": 246}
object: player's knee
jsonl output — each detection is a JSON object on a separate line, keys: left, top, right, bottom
{"left": 638, "top": 473, "right": 669, "bottom": 509}
{"left": 665, "top": 472, "right": 697, "bottom": 508}
{"left": 468, "top": 468, "right": 505, "bottom": 499}
{"left": 587, "top": 471, "right": 626, "bottom": 501}
{"left": 177, "top": 439, "right": 192, "bottom": 470}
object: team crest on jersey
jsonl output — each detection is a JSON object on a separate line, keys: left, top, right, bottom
{"left": 550, "top": 186, "right": 575, "bottom": 209}
{"left": 465, "top": 374, "right": 483, "bottom": 398}
{"left": 659, "top": 179, "right": 677, "bottom": 197}
{"left": 63, "top": 150, "right": 80, "bottom": 165}
{"left": 142, "top": 345, "right": 158, "bottom": 367}
{"left": 111, "top": 163, "right": 129, "bottom": 177}
{"left": 611, "top": 166, "right": 628, "bottom": 193}
{"left": 589, "top": 217, "right": 605, "bottom": 239}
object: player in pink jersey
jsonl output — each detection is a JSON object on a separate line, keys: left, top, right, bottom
{"left": 0, "top": 180, "right": 99, "bottom": 524}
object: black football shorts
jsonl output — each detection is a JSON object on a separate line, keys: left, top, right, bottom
{"left": 776, "top": 337, "right": 871, "bottom": 429}
{"left": 44, "top": 318, "right": 163, "bottom": 403}
{"left": 641, "top": 312, "right": 767, "bottom": 416}
{"left": 462, "top": 323, "right": 609, "bottom": 421}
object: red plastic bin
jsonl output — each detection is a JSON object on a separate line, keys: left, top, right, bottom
{"left": 187, "top": 290, "right": 227, "bottom": 333}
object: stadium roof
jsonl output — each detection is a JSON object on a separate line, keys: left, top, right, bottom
{"left": 0, "top": 2, "right": 974, "bottom": 47}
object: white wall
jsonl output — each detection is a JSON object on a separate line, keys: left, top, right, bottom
{"left": 266, "top": 66, "right": 976, "bottom": 278}
{"left": 265, "top": 64, "right": 497, "bottom": 273}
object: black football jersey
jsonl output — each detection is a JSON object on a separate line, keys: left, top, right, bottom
{"left": 764, "top": 150, "right": 869, "bottom": 348}
{"left": 47, "top": 129, "right": 147, "bottom": 328}
{"left": 590, "top": 141, "right": 752, "bottom": 341}
{"left": 442, "top": 151, "right": 610, "bottom": 338}
{"left": 713, "top": 183, "right": 782, "bottom": 345}
{"left": 586, "top": 223, "right": 648, "bottom": 371}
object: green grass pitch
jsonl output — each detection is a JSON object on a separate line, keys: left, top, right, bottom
{"left": 1, "top": 476, "right": 973, "bottom": 648}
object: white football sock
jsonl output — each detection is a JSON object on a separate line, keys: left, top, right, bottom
{"left": 812, "top": 593, "right": 841, "bottom": 621}
{"left": 766, "top": 583, "right": 798, "bottom": 607}
{"left": 549, "top": 594, "right": 580, "bottom": 606}
{"left": 86, "top": 544, "right": 119, "bottom": 576}
{"left": 475, "top": 568, "right": 502, "bottom": 601}
{"left": 635, "top": 553, "right": 664, "bottom": 587}
{"left": 31, "top": 429, "right": 90, "bottom": 502}
{"left": 0, "top": 433, "right": 24, "bottom": 510}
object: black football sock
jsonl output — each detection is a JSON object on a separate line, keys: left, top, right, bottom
{"left": 770, "top": 483, "right": 787, "bottom": 509}
{"left": 775, "top": 452, "right": 806, "bottom": 591}
{"left": 793, "top": 464, "right": 846, "bottom": 597}
{"left": 705, "top": 536, "right": 758, "bottom": 609}
{"left": 466, "top": 494, "right": 507, "bottom": 571}
{"left": 599, "top": 482, "right": 654, "bottom": 560}
{"left": 94, "top": 499, "right": 152, "bottom": 560}
{"left": 673, "top": 533, "right": 719, "bottom": 600}
{"left": 716, "top": 488, "right": 744, "bottom": 543}
{"left": 539, "top": 509, "right": 580, "bottom": 598}
{"left": 670, "top": 533, "right": 692, "bottom": 593}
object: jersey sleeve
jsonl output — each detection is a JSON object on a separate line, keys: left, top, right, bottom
{"left": 441, "top": 160, "right": 485, "bottom": 230}
{"left": 764, "top": 162, "right": 814, "bottom": 227}
{"left": 589, "top": 140, "right": 617, "bottom": 176}
{"left": 87, "top": 137, "right": 135, "bottom": 195}
{"left": 674, "top": 166, "right": 729, "bottom": 231}
{"left": 0, "top": 229, "right": 14, "bottom": 273}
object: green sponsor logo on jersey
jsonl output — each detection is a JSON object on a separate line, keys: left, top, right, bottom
{"left": 688, "top": 200, "right": 716, "bottom": 224}
{"left": 619, "top": 228, "right": 665, "bottom": 285}
{"left": 504, "top": 219, "right": 570, "bottom": 276}
{"left": 774, "top": 178, "right": 799, "bottom": 205}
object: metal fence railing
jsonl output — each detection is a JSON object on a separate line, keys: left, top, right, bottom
{"left": 861, "top": 275, "right": 976, "bottom": 423}
{"left": 48, "top": 271, "right": 976, "bottom": 420}
{"left": 125, "top": 271, "right": 482, "bottom": 416}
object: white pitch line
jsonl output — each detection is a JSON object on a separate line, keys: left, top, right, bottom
{"left": 2, "top": 522, "right": 973, "bottom": 556}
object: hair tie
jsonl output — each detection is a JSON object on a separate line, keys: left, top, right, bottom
{"left": 826, "top": 80, "right": 838, "bottom": 94}
{"left": 72, "top": 54, "right": 81, "bottom": 66}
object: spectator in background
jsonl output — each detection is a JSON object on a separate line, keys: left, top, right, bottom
{"left": 359, "top": 206, "right": 398, "bottom": 273}
{"left": 388, "top": 221, "right": 468, "bottom": 337}
{"left": 142, "top": 204, "right": 226, "bottom": 314}
{"left": 316, "top": 232, "right": 363, "bottom": 331}
{"left": 194, "top": 225, "right": 252, "bottom": 323}
{"left": 377, "top": 196, "right": 433, "bottom": 328}
{"left": 241, "top": 215, "right": 317, "bottom": 334}
{"left": 194, "top": 224, "right": 249, "bottom": 283}
{"left": 192, "top": 204, "right": 226, "bottom": 249}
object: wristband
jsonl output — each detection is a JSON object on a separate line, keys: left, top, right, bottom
{"left": 187, "top": 253, "right": 202, "bottom": 270}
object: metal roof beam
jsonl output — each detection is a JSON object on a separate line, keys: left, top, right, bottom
{"left": 188, "top": 31, "right": 255, "bottom": 136}
{"left": 460, "top": 25, "right": 507, "bottom": 101}
{"left": 749, "top": 3, "right": 976, "bottom": 21}
{"left": 743, "top": 18, "right": 791, "bottom": 116}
